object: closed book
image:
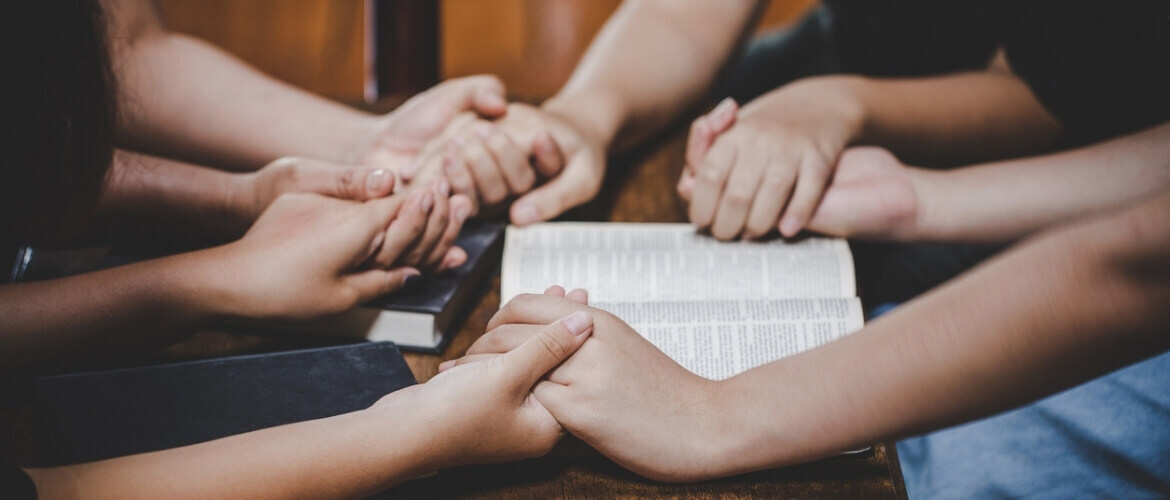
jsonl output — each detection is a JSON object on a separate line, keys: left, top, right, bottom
{"left": 32, "top": 342, "right": 416, "bottom": 466}
{"left": 245, "top": 220, "right": 504, "bottom": 351}
{"left": 9, "top": 221, "right": 506, "bottom": 352}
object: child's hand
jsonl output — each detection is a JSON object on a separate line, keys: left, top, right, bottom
{"left": 370, "top": 309, "right": 594, "bottom": 468}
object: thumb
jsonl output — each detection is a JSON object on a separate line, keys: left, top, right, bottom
{"left": 344, "top": 267, "right": 420, "bottom": 301}
{"left": 439, "top": 74, "right": 507, "bottom": 118}
{"left": 293, "top": 159, "right": 397, "bottom": 201}
{"left": 509, "top": 165, "right": 596, "bottom": 226}
{"left": 501, "top": 311, "right": 593, "bottom": 389}
{"left": 531, "top": 130, "right": 566, "bottom": 178}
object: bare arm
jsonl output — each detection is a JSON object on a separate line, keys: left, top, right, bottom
{"left": 462, "top": 189, "right": 1170, "bottom": 481}
{"left": 542, "top": 0, "right": 763, "bottom": 153}
{"left": 912, "top": 121, "right": 1170, "bottom": 242}
{"left": 806, "top": 121, "right": 1170, "bottom": 243}
{"left": 25, "top": 312, "right": 594, "bottom": 499}
{"left": 720, "top": 188, "right": 1170, "bottom": 473}
{"left": 0, "top": 193, "right": 433, "bottom": 372}
{"left": 104, "top": 0, "right": 379, "bottom": 170}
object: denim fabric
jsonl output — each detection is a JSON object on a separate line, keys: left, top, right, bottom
{"left": 899, "top": 350, "right": 1170, "bottom": 499}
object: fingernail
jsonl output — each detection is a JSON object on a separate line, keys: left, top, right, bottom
{"left": 711, "top": 97, "right": 736, "bottom": 122}
{"left": 678, "top": 175, "right": 694, "bottom": 192}
{"left": 561, "top": 311, "right": 593, "bottom": 336}
{"left": 366, "top": 169, "right": 392, "bottom": 195}
{"left": 454, "top": 203, "right": 470, "bottom": 223}
{"left": 438, "top": 360, "right": 456, "bottom": 372}
{"left": 434, "top": 178, "right": 450, "bottom": 196}
{"left": 780, "top": 216, "right": 801, "bottom": 236}
{"left": 421, "top": 191, "right": 434, "bottom": 213}
{"left": 512, "top": 201, "right": 539, "bottom": 225}
{"left": 474, "top": 123, "right": 493, "bottom": 138}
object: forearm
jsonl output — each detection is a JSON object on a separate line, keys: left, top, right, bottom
{"left": 913, "top": 121, "right": 1170, "bottom": 243}
{"left": 27, "top": 406, "right": 436, "bottom": 499}
{"left": 542, "top": 0, "right": 761, "bottom": 153}
{"left": 718, "top": 191, "right": 1170, "bottom": 474}
{"left": 98, "top": 150, "right": 253, "bottom": 241}
{"left": 107, "top": 1, "right": 376, "bottom": 170}
{"left": 0, "top": 249, "right": 230, "bottom": 371}
{"left": 846, "top": 63, "right": 1063, "bottom": 165}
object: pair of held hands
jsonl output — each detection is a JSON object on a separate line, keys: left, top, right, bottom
{"left": 375, "top": 286, "right": 728, "bottom": 483}
{"left": 226, "top": 72, "right": 927, "bottom": 323}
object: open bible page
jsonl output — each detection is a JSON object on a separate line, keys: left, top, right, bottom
{"left": 501, "top": 223, "right": 855, "bottom": 303}
{"left": 592, "top": 298, "right": 865, "bottom": 380}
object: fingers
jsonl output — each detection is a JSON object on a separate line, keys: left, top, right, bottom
{"left": 744, "top": 164, "right": 795, "bottom": 238}
{"left": 709, "top": 146, "right": 764, "bottom": 240}
{"left": 467, "top": 324, "right": 540, "bottom": 356}
{"left": 426, "top": 194, "right": 472, "bottom": 272}
{"left": 478, "top": 122, "right": 536, "bottom": 193}
{"left": 487, "top": 293, "right": 590, "bottom": 331}
{"left": 400, "top": 180, "right": 451, "bottom": 267}
{"left": 372, "top": 190, "right": 430, "bottom": 268}
{"left": 438, "top": 353, "right": 495, "bottom": 372}
{"left": 274, "top": 158, "right": 397, "bottom": 201}
{"left": 779, "top": 153, "right": 834, "bottom": 237}
{"left": 509, "top": 161, "right": 598, "bottom": 226}
{"left": 531, "top": 130, "right": 566, "bottom": 179}
{"left": 688, "top": 139, "right": 736, "bottom": 229}
{"left": 565, "top": 288, "right": 589, "bottom": 305}
{"left": 456, "top": 134, "right": 510, "bottom": 205}
{"left": 499, "top": 311, "right": 593, "bottom": 389}
{"left": 443, "top": 147, "right": 479, "bottom": 214}
{"left": 344, "top": 266, "right": 421, "bottom": 302}
{"left": 684, "top": 97, "right": 737, "bottom": 179}
{"left": 542, "top": 285, "right": 588, "bottom": 304}
{"left": 435, "top": 74, "right": 508, "bottom": 118}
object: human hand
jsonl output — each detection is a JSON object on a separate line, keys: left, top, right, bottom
{"left": 806, "top": 147, "right": 924, "bottom": 240}
{"left": 446, "top": 293, "right": 727, "bottom": 483}
{"left": 212, "top": 191, "right": 446, "bottom": 320}
{"left": 680, "top": 77, "right": 865, "bottom": 240}
{"left": 234, "top": 157, "right": 398, "bottom": 225}
{"left": 433, "top": 116, "right": 564, "bottom": 217}
{"left": 370, "top": 309, "right": 594, "bottom": 468}
{"left": 356, "top": 75, "right": 508, "bottom": 176}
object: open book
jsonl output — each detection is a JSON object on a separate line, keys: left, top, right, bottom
{"left": 501, "top": 223, "right": 863, "bottom": 380}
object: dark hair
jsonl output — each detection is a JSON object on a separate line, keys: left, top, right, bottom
{"left": 1, "top": 0, "right": 117, "bottom": 245}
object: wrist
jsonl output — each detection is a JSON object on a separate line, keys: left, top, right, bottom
{"left": 905, "top": 167, "right": 945, "bottom": 241}
{"left": 542, "top": 90, "right": 623, "bottom": 153}
{"left": 784, "top": 76, "right": 869, "bottom": 145}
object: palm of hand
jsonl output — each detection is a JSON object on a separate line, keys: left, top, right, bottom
{"left": 808, "top": 147, "right": 920, "bottom": 239}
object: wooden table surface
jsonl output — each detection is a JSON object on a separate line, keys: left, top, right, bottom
{"left": 0, "top": 123, "right": 907, "bottom": 499}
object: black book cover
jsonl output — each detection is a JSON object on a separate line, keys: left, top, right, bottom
{"left": 32, "top": 342, "right": 416, "bottom": 466}
{"left": 371, "top": 220, "right": 504, "bottom": 314}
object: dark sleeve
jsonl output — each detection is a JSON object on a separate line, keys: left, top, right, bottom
{"left": 1004, "top": 0, "right": 1170, "bottom": 144}
{"left": 1, "top": 465, "right": 36, "bottom": 500}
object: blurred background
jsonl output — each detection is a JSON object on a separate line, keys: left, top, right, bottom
{"left": 156, "top": 0, "right": 816, "bottom": 104}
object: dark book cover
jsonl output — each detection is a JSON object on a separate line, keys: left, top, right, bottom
{"left": 371, "top": 220, "right": 504, "bottom": 315}
{"left": 31, "top": 342, "right": 416, "bottom": 466}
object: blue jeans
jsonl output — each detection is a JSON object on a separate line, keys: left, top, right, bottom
{"left": 898, "top": 350, "right": 1170, "bottom": 498}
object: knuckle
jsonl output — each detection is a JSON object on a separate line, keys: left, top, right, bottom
{"left": 536, "top": 331, "right": 569, "bottom": 360}
{"left": 723, "top": 187, "right": 754, "bottom": 207}
{"left": 338, "top": 168, "right": 362, "bottom": 198}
